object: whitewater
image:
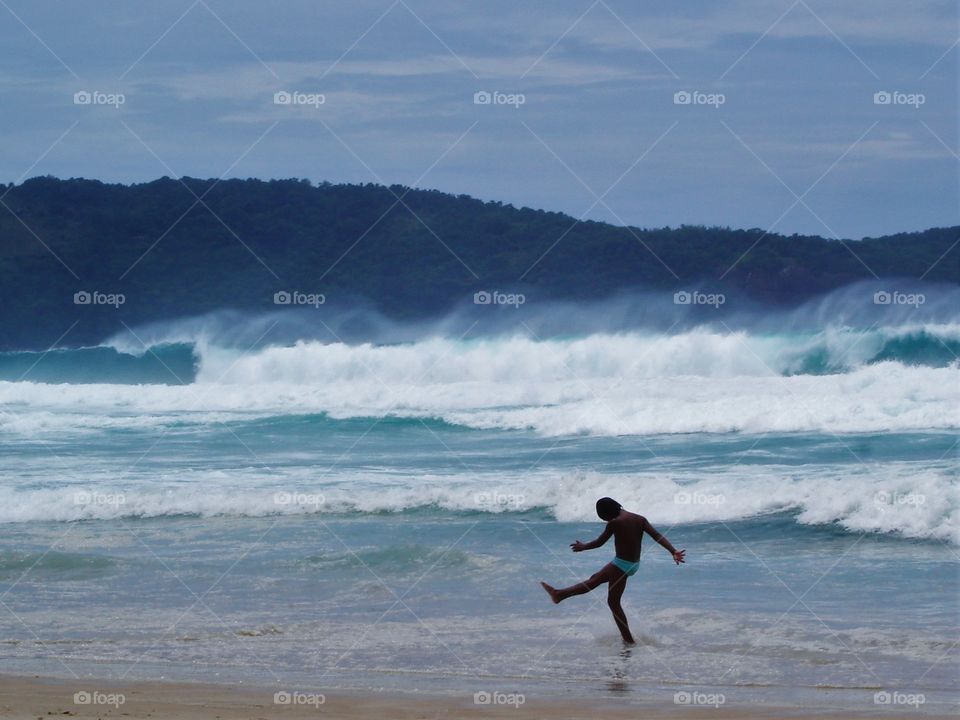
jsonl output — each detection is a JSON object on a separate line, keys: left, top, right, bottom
{"left": 0, "top": 318, "right": 956, "bottom": 543}
{"left": 2, "top": 325, "right": 958, "bottom": 437}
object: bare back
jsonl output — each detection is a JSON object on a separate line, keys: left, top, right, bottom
{"left": 608, "top": 510, "right": 662, "bottom": 562}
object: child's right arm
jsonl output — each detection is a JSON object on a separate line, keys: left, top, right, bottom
{"left": 570, "top": 523, "right": 613, "bottom": 552}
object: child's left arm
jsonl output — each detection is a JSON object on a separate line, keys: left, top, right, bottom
{"left": 642, "top": 517, "right": 685, "bottom": 564}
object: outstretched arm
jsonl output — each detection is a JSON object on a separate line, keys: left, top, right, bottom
{"left": 641, "top": 517, "right": 685, "bottom": 565}
{"left": 570, "top": 523, "right": 613, "bottom": 552}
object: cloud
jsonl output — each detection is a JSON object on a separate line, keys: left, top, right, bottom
{"left": 0, "top": 0, "right": 954, "bottom": 238}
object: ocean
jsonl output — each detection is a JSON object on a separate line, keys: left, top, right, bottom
{"left": 1, "top": 291, "right": 957, "bottom": 713}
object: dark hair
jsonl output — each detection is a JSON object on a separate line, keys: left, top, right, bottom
{"left": 596, "top": 497, "right": 622, "bottom": 521}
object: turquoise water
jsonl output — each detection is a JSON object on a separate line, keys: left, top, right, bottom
{"left": 0, "top": 309, "right": 957, "bottom": 712}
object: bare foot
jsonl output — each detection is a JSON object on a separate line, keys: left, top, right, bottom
{"left": 540, "top": 581, "right": 560, "bottom": 604}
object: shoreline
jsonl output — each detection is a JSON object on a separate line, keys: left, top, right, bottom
{"left": 0, "top": 675, "right": 953, "bottom": 720}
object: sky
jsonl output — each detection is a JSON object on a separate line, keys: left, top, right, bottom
{"left": 1, "top": 0, "right": 957, "bottom": 239}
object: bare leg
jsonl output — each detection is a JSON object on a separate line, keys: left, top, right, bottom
{"left": 606, "top": 572, "right": 635, "bottom": 644}
{"left": 539, "top": 581, "right": 562, "bottom": 603}
{"left": 541, "top": 564, "right": 619, "bottom": 603}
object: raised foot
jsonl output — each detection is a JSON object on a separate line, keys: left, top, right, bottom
{"left": 540, "top": 581, "right": 561, "bottom": 604}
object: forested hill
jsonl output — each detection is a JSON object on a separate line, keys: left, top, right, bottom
{"left": 0, "top": 176, "right": 956, "bottom": 349}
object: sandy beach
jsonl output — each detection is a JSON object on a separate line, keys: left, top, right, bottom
{"left": 0, "top": 675, "right": 953, "bottom": 720}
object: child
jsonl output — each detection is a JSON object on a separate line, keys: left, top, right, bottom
{"left": 540, "top": 497, "right": 685, "bottom": 644}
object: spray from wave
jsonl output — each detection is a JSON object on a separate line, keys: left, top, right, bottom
{"left": 1, "top": 281, "right": 958, "bottom": 436}
{"left": 2, "top": 281, "right": 949, "bottom": 384}
{"left": 0, "top": 332, "right": 957, "bottom": 436}
{"left": 0, "top": 281, "right": 955, "bottom": 543}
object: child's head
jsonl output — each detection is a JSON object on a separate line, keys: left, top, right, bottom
{"left": 596, "top": 497, "right": 622, "bottom": 521}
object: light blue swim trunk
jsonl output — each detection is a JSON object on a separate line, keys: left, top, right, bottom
{"left": 612, "top": 557, "right": 640, "bottom": 576}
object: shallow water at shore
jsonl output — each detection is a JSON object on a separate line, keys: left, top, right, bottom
{"left": 1, "top": 323, "right": 956, "bottom": 711}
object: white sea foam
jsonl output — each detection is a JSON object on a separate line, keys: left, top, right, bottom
{"left": 0, "top": 329, "right": 957, "bottom": 437}
{"left": 1, "top": 463, "right": 954, "bottom": 542}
